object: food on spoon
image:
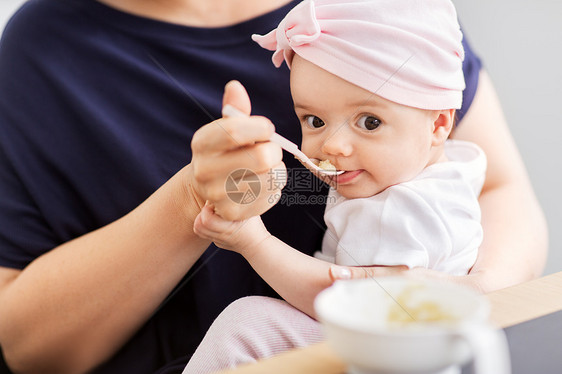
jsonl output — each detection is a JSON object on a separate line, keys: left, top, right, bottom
{"left": 318, "top": 159, "right": 337, "bottom": 171}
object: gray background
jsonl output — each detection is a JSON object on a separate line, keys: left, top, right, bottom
{"left": 451, "top": 0, "right": 562, "bottom": 276}
{"left": 2, "top": 0, "right": 561, "bottom": 275}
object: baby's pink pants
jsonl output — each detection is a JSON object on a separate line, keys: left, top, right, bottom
{"left": 182, "top": 296, "right": 323, "bottom": 374}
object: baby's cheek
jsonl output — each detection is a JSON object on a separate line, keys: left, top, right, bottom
{"left": 300, "top": 136, "right": 316, "bottom": 155}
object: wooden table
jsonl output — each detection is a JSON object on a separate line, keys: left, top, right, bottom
{"left": 214, "top": 271, "right": 562, "bottom": 374}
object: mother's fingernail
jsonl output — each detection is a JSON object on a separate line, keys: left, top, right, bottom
{"left": 331, "top": 265, "right": 351, "bottom": 280}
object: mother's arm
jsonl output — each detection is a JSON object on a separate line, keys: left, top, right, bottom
{"left": 451, "top": 70, "right": 548, "bottom": 291}
{"left": 331, "top": 70, "right": 548, "bottom": 293}
{"left": 0, "top": 169, "right": 211, "bottom": 374}
{"left": 0, "top": 82, "right": 284, "bottom": 374}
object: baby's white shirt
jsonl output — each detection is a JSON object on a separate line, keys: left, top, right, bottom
{"left": 315, "top": 140, "right": 487, "bottom": 276}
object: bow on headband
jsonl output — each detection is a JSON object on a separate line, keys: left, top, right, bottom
{"left": 253, "top": 0, "right": 321, "bottom": 68}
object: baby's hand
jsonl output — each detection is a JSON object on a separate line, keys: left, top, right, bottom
{"left": 193, "top": 203, "right": 271, "bottom": 257}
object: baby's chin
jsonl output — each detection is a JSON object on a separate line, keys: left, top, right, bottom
{"left": 334, "top": 184, "right": 387, "bottom": 199}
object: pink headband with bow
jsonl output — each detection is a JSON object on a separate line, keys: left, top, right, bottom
{"left": 252, "top": 0, "right": 465, "bottom": 110}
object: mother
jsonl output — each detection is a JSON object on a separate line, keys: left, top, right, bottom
{"left": 0, "top": 0, "right": 547, "bottom": 373}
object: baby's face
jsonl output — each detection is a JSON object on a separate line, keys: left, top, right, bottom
{"left": 290, "top": 54, "right": 440, "bottom": 199}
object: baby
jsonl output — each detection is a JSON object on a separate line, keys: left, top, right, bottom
{"left": 185, "top": 0, "right": 486, "bottom": 372}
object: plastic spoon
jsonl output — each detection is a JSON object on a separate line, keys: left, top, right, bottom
{"left": 221, "top": 105, "right": 344, "bottom": 176}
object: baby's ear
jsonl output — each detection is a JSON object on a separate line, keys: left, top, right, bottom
{"left": 431, "top": 109, "right": 455, "bottom": 146}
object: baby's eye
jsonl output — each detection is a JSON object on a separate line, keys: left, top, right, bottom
{"left": 357, "top": 115, "right": 381, "bottom": 131}
{"left": 304, "top": 115, "right": 326, "bottom": 129}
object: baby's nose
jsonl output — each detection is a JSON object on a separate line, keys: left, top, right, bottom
{"left": 320, "top": 127, "right": 353, "bottom": 157}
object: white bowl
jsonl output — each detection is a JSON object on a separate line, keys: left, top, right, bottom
{"left": 314, "top": 277, "right": 490, "bottom": 373}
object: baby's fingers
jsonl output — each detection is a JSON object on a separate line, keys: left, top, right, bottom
{"left": 193, "top": 207, "right": 213, "bottom": 241}
{"left": 194, "top": 204, "right": 225, "bottom": 237}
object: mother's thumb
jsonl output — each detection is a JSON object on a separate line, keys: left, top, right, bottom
{"left": 223, "top": 80, "right": 251, "bottom": 116}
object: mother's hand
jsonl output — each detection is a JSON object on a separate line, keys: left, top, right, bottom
{"left": 188, "top": 80, "right": 286, "bottom": 221}
{"left": 329, "top": 264, "right": 485, "bottom": 293}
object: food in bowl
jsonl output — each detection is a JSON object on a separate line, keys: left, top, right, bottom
{"left": 387, "top": 285, "right": 458, "bottom": 326}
